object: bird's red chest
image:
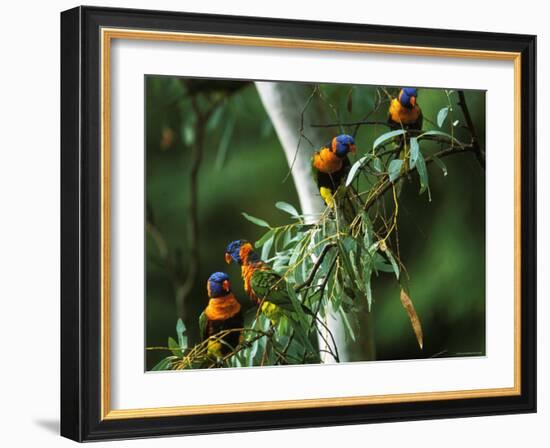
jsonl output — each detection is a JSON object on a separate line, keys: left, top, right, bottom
{"left": 313, "top": 148, "right": 343, "bottom": 174}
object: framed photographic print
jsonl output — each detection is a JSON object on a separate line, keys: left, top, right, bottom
{"left": 60, "top": 6, "right": 536, "bottom": 442}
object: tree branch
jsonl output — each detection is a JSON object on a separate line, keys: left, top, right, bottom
{"left": 311, "top": 120, "right": 391, "bottom": 129}
{"left": 295, "top": 243, "right": 336, "bottom": 292}
{"left": 363, "top": 146, "right": 476, "bottom": 212}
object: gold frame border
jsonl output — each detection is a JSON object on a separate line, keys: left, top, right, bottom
{"left": 100, "top": 28, "right": 522, "bottom": 421}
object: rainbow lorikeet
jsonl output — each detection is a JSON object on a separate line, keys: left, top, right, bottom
{"left": 224, "top": 240, "right": 308, "bottom": 324}
{"left": 311, "top": 134, "right": 356, "bottom": 209}
{"left": 199, "top": 272, "right": 243, "bottom": 359}
{"left": 388, "top": 87, "right": 423, "bottom": 130}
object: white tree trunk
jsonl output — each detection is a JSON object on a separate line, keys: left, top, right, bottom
{"left": 256, "top": 82, "right": 375, "bottom": 363}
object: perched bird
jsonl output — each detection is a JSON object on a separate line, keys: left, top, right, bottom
{"left": 199, "top": 272, "right": 243, "bottom": 359}
{"left": 311, "top": 134, "right": 357, "bottom": 209}
{"left": 388, "top": 88, "right": 423, "bottom": 130}
{"left": 224, "top": 240, "right": 307, "bottom": 324}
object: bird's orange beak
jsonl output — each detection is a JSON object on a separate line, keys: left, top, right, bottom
{"left": 410, "top": 96, "right": 416, "bottom": 107}
{"left": 222, "top": 279, "right": 230, "bottom": 292}
{"left": 225, "top": 253, "right": 232, "bottom": 264}
{"left": 350, "top": 144, "right": 357, "bottom": 153}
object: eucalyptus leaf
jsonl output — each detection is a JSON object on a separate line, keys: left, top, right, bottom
{"left": 151, "top": 356, "right": 176, "bottom": 371}
{"left": 388, "top": 159, "right": 404, "bottom": 182}
{"left": 384, "top": 249, "right": 400, "bottom": 280}
{"left": 261, "top": 234, "right": 275, "bottom": 261}
{"left": 374, "top": 254, "right": 394, "bottom": 273}
{"left": 338, "top": 308, "right": 357, "bottom": 343}
{"left": 373, "top": 129, "right": 406, "bottom": 150}
{"left": 168, "top": 337, "right": 183, "bottom": 357}
{"left": 275, "top": 201, "right": 300, "bottom": 218}
{"left": 365, "top": 276, "right": 373, "bottom": 310}
{"left": 416, "top": 149, "right": 431, "bottom": 200}
{"left": 255, "top": 229, "right": 275, "bottom": 247}
{"left": 373, "top": 158, "right": 383, "bottom": 173}
{"left": 176, "top": 318, "right": 185, "bottom": 337}
{"left": 419, "top": 130, "right": 461, "bottom": 146}
{"left": 409, "top": 137, "right": 420, "bottom": 169}
{"left": 437, "top": 106, "right": 449, "bottom": 128}
{"left": 242, "top": 212, "right": 271, "bottom": 228}
{"left": 176, "top": 318, "right": 186, "bottom": 349}
{"left": 432, "top": 156, "right": 448, "bottom": 176}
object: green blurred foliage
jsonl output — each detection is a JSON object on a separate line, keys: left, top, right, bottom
{"left": 145, "top": 77, "right": 485, "bottom": 369}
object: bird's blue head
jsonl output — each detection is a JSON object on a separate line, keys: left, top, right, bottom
{"left": 225, "top": 239, "right": 258, "bottom": 265}
{"left": 398, "top": 88, "right": 418, "bottom": 108}
{"left": 207, "top": 272, "right": 232, "bottom": 298}
{"left": 331, "top": 134, "right": 356, "bottom": 157}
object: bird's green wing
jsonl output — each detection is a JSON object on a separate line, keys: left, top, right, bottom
{"left": 199, "top": 312, "right": 207, "bottom": 341}
{"left": 249, "top": 269, "right": 295, "bottom": 312}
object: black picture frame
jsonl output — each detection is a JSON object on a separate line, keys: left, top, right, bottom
{"left": 61, "top": 5, "right": 536, "bottom": 442}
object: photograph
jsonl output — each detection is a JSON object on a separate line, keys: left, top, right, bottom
{"left": 144, "top": 78, "right": 487, "bottom": 371}
{"left": 58, "top": 5, "right": 537, "bottom": 441}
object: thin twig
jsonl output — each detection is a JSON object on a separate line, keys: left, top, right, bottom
{"left": 295, "top": 243, "right": 336, "bottom": 292}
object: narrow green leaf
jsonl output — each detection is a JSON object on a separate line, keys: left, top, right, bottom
{"left": 275, "top": 201, "right": 299, "bottom": 218}
{"left": 338, "top": 308, "right": 357, "bottom": 342}
{"left": 388, "top": 159, "right": 404, "bottom": 182}
{"left": 433, "top": 156, "right": 448, "bottom": 176}
{"left": 419, "top": 130, "right": 461, "bottom": 146}
{"left": 168, "top": 337, "right": 183, "bottom": 357}
{"left": 151, "top": 356, "right": 176, "bottom": 371}
{"left": 373, "top": 129, "right": 406, "bottom": 150}
{"left": 365, "top": 276, "right": 373, "bottom": 311}
{"left": 373, "top": 158, "right": 383, "bottom": 173}
{"left": 437, "top": 106, "right": 449, "bottom": 128}
{"left": 261, "top": 234, "right": 275, "bottom": 261}
{"left": 282, "top": 228, "right": 293, "bottom": 249}
{"left": 176, "top": 318, "right": 186, "bottom": 349}
{"left": 374, "top": 254, "right": 394, "bottom": 273}
{"left": 416, "top": 149, "right": 431, "bottom": 200}
{"left": 255, "top": 229, "right": 275, "bottom": 247}
{"left": 242, "top": 212, "right": 271, "bottom": 228}
{"left": 384, "top": 249, "right": 400, "bottom": 280}
{"left": 409, "top": 137, "right": 420, "bottom": 169}
{"left": 176, "top": 318, "right": 185, "bottom": 337}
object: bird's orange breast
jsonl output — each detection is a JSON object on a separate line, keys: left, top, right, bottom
{"left": 205, "top": 294, "right": 241, "bottom": 321}
{"left": 313, "top": 147, "right": 343, "bottom": 174}
{"left": 389, "top": 98, "right": 421, "bottom": 125}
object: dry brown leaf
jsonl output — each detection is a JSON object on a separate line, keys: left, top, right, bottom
{"left": 400, "top": 289, "right": 423, "bottom": 350}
